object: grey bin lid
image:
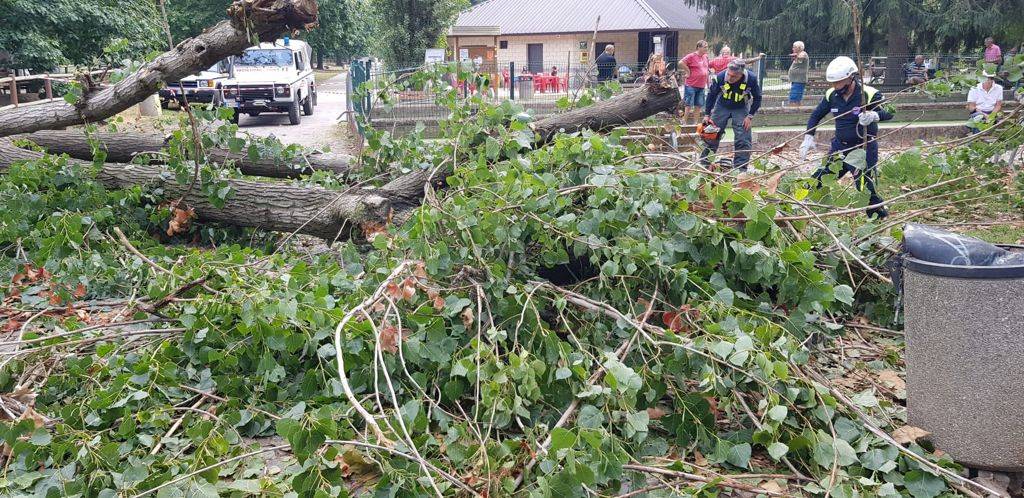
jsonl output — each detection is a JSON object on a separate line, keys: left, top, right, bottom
{"left": 905, "top": 245, "right": 1024, "bottom": 279}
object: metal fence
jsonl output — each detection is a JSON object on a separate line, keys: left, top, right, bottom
{"left": 353, "top": 52, "right": 989, "bottom": 135}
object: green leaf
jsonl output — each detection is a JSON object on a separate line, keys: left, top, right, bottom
{"left": 767, "top": 405, "right": 788, "bottom": 422}
{"left": 904, "top": 470, "right": 946, "bottom": 498}
{"left": 844, "top": 149, "right": 868, "bottom": 171}
{"left": 623, "top": 411, "right": 650, "bottom": 442}
{"left": 726, "top": 443, "right": 752, "bottom": 469}
{"left": 549, "top": 428, "right": 577, "bottom": 453}
{"left": 834, "top": 284, "right": 854, "bottom": 305}
{"left": 29, "top": 430, "right": 52, "bottom": 445}
{"left": 768, "top": 442, "right": 789, "bottom": 460}
{"left": 713, "top": 288, "right": 735, "bottom": 306}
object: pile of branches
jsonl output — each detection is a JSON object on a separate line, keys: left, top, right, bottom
{"left": 1, "top": 2, "right": 1023, "bottom": 497}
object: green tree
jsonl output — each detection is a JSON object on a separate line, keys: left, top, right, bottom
{"left": 686, "top": 0, "right": 1019, "bottom": 81}
{"left": 300, "top": 0, "right": 361, "bottom": 69}
{"left": 368, "top": 0, "right": 467, "bottom": 67}
{"left": 164, "top": 0, "right": 233, "bottom": 43}
{"left": 0, "top": 0, "right": 164, "bottom": 71}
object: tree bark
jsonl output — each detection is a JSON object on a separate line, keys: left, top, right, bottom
{"left": 0, "top": 140, "right": 383, "bottom": 240}
{"left": 0, "top": 78, "right": 679, "bottom": 239}
{"left": 15, "top": 130, "right": 353, "bottom": 178}
{"left": 0, "top": 0, "right": 319, "bottom": 139}
{"left": 885, "top": 17, "right": 911, "bottom": 86}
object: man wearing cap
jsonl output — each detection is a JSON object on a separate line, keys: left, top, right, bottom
{"left": 800, "top": 56, "right": 894, "bottom": 219}
{"left": 700, "top": 59, "right": 763, "bottom": 172}
{"left": 966, "top": 70, "right": 1003, "bottom": 131}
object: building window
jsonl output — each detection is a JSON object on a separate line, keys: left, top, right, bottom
{"left": 499, "top": 40, "right": 508, "bottom": 49}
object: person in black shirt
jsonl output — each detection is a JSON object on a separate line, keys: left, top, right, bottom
{"left": 596, "top": 45, "right": 617, "bottom": 82}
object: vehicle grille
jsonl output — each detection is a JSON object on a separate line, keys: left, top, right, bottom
{"left": 238, "top": 87, "right": 274, "bottom": 100}
{"left": 174, "top": 81, "right": 198, "bottom": 89}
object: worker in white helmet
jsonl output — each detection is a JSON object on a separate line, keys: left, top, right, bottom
{"left": 800, "top": 56, "right": 894, "bottom": 219}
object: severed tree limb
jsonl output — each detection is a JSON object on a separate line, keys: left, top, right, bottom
{"left": 0, "top": 140, "right": 387, "bottom": 240}
{"left": 14, "top": 130, "right": 354, "bottom": 178}
{"left": 0, "top": 81, "right": 679, "bottom": 239}
{"left": 0, "top": 0, "right": 319, "bottom": 138}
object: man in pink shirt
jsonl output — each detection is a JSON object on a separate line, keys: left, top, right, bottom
{"left": 680, "top": 40, "right": 710, "bottom": 124}
{"left": 984, "top": 37, "right": 1002, "bottom": 64}
{"left": 709, "top": 46, "right": 735, "bottom": 73}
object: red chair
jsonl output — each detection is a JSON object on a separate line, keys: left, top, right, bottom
{"left": 533, "top": 74, "right": 545, "bottom": 93}
{"left": 560, "top": 75, "right": 569, "bottom": 92}
{"left": 501, "top": 69, "right": 510, "bottom": 88}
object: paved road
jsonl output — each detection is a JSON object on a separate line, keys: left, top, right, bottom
{"left": 236, "top": 72, "right": 347, "bottom": 148}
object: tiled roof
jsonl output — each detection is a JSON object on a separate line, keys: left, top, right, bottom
{"left": 453, "top": 0, "right": 704, "bottom": 35}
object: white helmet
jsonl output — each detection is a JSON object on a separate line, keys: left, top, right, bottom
{"left": 826, "top": 56, "right": 859, "bottom": 82}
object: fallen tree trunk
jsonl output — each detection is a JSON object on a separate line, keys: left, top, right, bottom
{"left": 0, "top": 141, "right": 383, "bottom": 240}
{"left": 15, "top": 130, "right": 353, "bottom": 178}
{"left": 0, "top": 0, "right": 318, "bottom": 139}
{"left": 531, "top": 76, "right": 681, "bottom": 144}
{"left": 0, "top": 80, "right": 679, "bottom": 239}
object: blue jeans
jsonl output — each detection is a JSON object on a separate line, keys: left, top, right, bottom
{"left": 700, "top": 105, "right": 753, "bottom": 171}
{"left": 683, "top": 86, "right": 706, "bottom": 107}
{"left": 789, "top": 82, "right": 806, "bottom": 103}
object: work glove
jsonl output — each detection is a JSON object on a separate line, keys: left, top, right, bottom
{"left": 702, "top": 116, "right": 719, "bottom": 133}
{"left": 858, "top": 110, "right": 880, "bottom": 126}
{"left": 799, "top": 134, "right": 816, "bottom": 160}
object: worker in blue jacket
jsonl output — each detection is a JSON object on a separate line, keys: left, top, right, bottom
{"left": 701, "top": 59, "right": 762, "bottom": 171}
{"left": 800, "top": 56, "right": 894, "bottom": 219}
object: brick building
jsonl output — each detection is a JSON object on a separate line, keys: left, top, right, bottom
{"left": 447, "top": 0, "right": 705, "bottom": 74}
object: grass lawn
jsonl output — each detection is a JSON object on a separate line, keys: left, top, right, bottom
{"left": 314, "top": 69, "right": 342, "bottom": 83}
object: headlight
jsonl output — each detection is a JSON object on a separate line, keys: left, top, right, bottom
{"left": 207, "top": 80, "right": 217, "bottom": 88}
{"left": 197, "top": 80, "right": 207, "bottom": 87}
{"left": 275, "top": 85, "right": 290, "bottom": 96}
{"left": 223, "top": 87, "right": 236, "bottom": 98}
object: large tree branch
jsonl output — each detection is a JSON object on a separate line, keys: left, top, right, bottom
{"left": 0, "top": 140, "right": 381, "bottom": 240}
{"left": 0, "top": 79, "right": 679, "bottom": 239}
{"left": 0, "top": 0, "right": 319, "bottom": 139}
{"left": 15, "top": 130, "right": 353, "bottom": 178}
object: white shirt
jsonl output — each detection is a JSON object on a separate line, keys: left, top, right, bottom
{"left": 968, "top": 82, "right": 1004, "bottom": 113}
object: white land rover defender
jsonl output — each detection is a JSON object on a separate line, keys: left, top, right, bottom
{"left": 219, "top": 39, "right": 317, "bottom": 125}
{"left": 159, "top": 59, "right": 230, "bottom": 108}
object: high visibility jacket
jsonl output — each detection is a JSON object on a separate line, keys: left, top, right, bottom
{"left": 705, "top": 70, "right": 763, "bottom": 116}
{"left": 806, "top": 82, "right": 893, "bottom": 143}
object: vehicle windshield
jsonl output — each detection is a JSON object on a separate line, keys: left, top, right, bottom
{"left": 236, "top": 49, "right": 292, "bottom": 67}
{"left": 206, "top": 62, "right": 224, "bottom": 73}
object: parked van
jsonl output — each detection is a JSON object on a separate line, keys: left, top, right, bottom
{"left": 218, "top": 38, "right": 317, "bottom": 125}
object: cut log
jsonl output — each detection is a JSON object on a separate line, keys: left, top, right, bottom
{"left": 0, "top": 0, "right": 318, "bottom": 139}
{"left": 15, "top": 130, "right": 353, "bottom": 178}
{"left": 0, "top": 141, "right": 382, "bottom": 240}
{"left": 0, "top": 77, "right": 679, "bottom": 239}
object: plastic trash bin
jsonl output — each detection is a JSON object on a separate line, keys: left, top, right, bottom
{"left": 903, "top": 245, "right": 1024, "bottom": 471}
{"left": 516, "top": 76, "right": 534, "bottom": 99}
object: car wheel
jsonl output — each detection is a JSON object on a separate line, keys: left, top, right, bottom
{"left": 312, "top": 91, "right": 318, "bottom": 107}
{"left": 288, "top": 100, "right": 301, "bottom": 125}
{"left": 302, "top": 94, "right": 314, "bottom": 116}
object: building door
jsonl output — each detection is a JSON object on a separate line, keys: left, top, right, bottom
{"left": 527, "top": 44, "right": 544, "bottom": 73}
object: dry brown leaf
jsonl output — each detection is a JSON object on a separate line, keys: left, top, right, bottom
{"left": 892, "top": 425, "right": 931, "bottom": 445}
{"left": 646, "top": 406, "right": 668, "bottom": 420}
{"left": 384, "top": 282, "right": 403, "bottom": 301}
{"left": 760, "top": 480, "right": 786, "bottom": 493}
{"left": 413, "top": 263, "right": 427, "bottom": 279}
{"left": 73, "top": 283, "right": 87, "bottom": 299}
{"left": 432, "top": 295, "right": 445, "bottom": 310}
{"left": 877, "top": 370, "right": 906, "bottom": 392}
{"left": 693, "top": 449, "right": 708, "bottom": 467}
{"left": 360, "top": 221, "right": 388, "bottom": 241}
{"left": 460, "top": 306, "right": 475, "bottom": 329}
{"left": 167, "top": 206, "right": 196, "bottom": 236}
{"left": 379, "top": 325, "right": 400, "bottom": 354}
